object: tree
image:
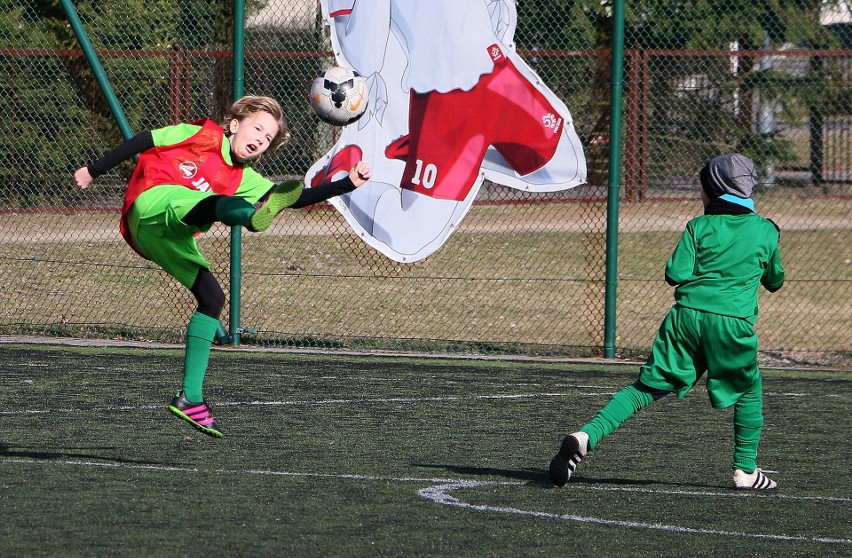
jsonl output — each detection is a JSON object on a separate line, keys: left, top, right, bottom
{"left": 0, "top": 2, "right": 95, "bottom": 206}
{"left": 514, "top": 0, "right": 846, "bottom": 188}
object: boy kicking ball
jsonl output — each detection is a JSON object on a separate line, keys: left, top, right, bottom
{"left": 75, "top": 96, "right": 371, "bottom": 438}
{"left": 550, "top": 154, "right": 784, "bottom": 490}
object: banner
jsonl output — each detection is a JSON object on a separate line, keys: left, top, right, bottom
{"left": 306, "top": 0, "right": 587, "bottom": 263}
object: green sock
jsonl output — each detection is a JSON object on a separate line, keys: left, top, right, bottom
{"left": 182, "top": 312, "right": 219, "bottom": 402}
{"left": 580, "top": 381, "right": 655, "bottom": 450}
{"left": 215, "top": 196, "right": 255, "bottom": 227}
{"left": 732, "top": 378, "right": 764, "bottom": 473}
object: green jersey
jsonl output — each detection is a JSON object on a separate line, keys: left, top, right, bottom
{"left": 666, "top": 213, "right": 784, "bottom": 323}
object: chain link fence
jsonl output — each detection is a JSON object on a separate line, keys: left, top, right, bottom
{"left": 1, "top": 1, "right": 849, "bottom": 367}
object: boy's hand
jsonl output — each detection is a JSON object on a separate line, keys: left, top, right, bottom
{"left": 74, "top": 167, "right": 93, "bottom": 189}
{"left": 349, "top": 161, "right": 372, "bottom": 187}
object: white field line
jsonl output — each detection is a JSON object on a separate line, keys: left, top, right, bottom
{"left": 418, "top": 481, "right": 852, "bottom": 545}
{"left": 0, "top": 392, "right": 597, "bottom": 415}
{"left": 0, "top": 388, "right": 837, "bottom": 416}
{"left": 1, "top": 457, "right": 849, "bottom": 544}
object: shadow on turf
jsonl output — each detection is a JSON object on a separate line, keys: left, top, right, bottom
{"left": 413, "top": 463, "right": 725, "bottom": 490}
{"left": 0, "top": 442, "right": 162, "bottom": 465}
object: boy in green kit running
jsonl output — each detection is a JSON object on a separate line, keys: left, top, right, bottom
{"left": 74, "top": 95, "right": 371, "bottom": 438}
{"left": 549, "top": 154, "right": 784, "bottom": 490}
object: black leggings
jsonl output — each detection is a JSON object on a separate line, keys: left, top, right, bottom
{"left": 185, "top": 197, "right": 227, "bottom": 318}
{"left": 190, "top": 268, "right": 225, "bottom": 318}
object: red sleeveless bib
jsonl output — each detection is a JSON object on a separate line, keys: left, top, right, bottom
{"left": 120, "top": 119, "right": 244, "bottom": 256}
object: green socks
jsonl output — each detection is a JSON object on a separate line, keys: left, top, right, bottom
{"left": 577, "top": 378, "right": 765, "bottom": 472}
{"left": 215, "top": 196, "right": 255, "bottom": 227}
{"left": 732, "top": 379, "right": 764, "bottom": 473}
{"left": 580, "top": 381, "right": 655, "bottom": 450}
{"left": 182, "top": 312, "right": 219, "bottom": 402}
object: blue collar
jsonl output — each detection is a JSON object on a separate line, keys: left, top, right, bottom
{"left": 719, "top": 194, "right": 755, "bottom": 212}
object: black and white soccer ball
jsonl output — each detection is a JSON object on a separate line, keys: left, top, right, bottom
{"left": 310, "top": 66, "right": 368, "bottom": 126}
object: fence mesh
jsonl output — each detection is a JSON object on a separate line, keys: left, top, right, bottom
{"left": 1, "top": 1, "right": 849, "bottom": 367}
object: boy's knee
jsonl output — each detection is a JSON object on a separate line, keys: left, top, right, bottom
{"left": 191, "top": 270, "right": 226, "bottom": 318}
{"left": 733, "top": 392, "right": 764, "bottom": 429}
{"left": 202, "top": 286, "right": 226, "bottom": 318}
{"left": 733, "top": 407, "right": 764, "bottom": 429}
{"left": 633, "top": 380, "right": 670, "bottom": 401}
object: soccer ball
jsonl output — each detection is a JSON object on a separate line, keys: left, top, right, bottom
{"left": 310, "top": 66, "right": 368, "bottom": 126}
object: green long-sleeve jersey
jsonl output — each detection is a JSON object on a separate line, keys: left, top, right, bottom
{"left": 665, "top": 213, "right": 784, "bottom": 323}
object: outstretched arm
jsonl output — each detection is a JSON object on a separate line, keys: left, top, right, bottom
{"left": 291, "top": 161, "right": 371, "bottom": 208}
{"left": 74, "top": 130, "right": 154, "bottom": 188}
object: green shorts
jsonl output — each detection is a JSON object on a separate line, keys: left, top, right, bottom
{"left": 638, "top": 305, "right": 760, "bottom": 409}
{"left": 126, "top": 185, "right": 216, "bottom": 289}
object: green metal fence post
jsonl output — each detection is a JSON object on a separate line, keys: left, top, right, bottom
{"left": 229, "top": 0, "right": 247, "bottom": 346}
{"left": 59, "top": 0, "right": 133, "bottom": 142}
{"left": 604, "top": 0, "right": 626, "bottom": 358}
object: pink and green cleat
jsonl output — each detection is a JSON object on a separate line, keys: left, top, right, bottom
{"left": 249, "top": 179, "right": 303, "bottom": 232}
{"left": 168, "top": 391, "right": 223, "bottom": 438}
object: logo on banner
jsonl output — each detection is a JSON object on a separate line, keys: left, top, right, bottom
{"left": 487, "top": 43, "right": 505, "bottom": 63}
{"left": 542, "top": 113, "right": 563, "bottom": 134}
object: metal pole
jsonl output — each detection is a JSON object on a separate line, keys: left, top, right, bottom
{"left": 603, "top": 0, "right": 626, "bottom": 358}
{"left": 757, "top": 31, "right": 777, "bottom": 187}
{"left": 59, "top": 0, "right": 134, "bottom": 141}
{"left": 229, "top": 0, "right": 247, "bottom": 346}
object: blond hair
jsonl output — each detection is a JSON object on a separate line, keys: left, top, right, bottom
{"left": 223, "top": 95, "right": 290, "bottom": 155}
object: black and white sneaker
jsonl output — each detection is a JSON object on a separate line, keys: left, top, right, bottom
{"left": 549, "top": 431, "right": 589, "bottom": 487}
{"left": 733, "top": 468, "right": 777, "bottom": 490}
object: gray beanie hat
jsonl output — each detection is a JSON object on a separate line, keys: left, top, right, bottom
{"left": 699, "top": 154, "right": 758, "bottom": 199}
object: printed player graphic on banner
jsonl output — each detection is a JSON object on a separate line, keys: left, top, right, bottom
{"left": 306, "top": 0, "right": 587, "bottom": 263}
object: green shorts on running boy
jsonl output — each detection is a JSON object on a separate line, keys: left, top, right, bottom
{"left": 638, "top": 305, "right": 760, "bottom": 409}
